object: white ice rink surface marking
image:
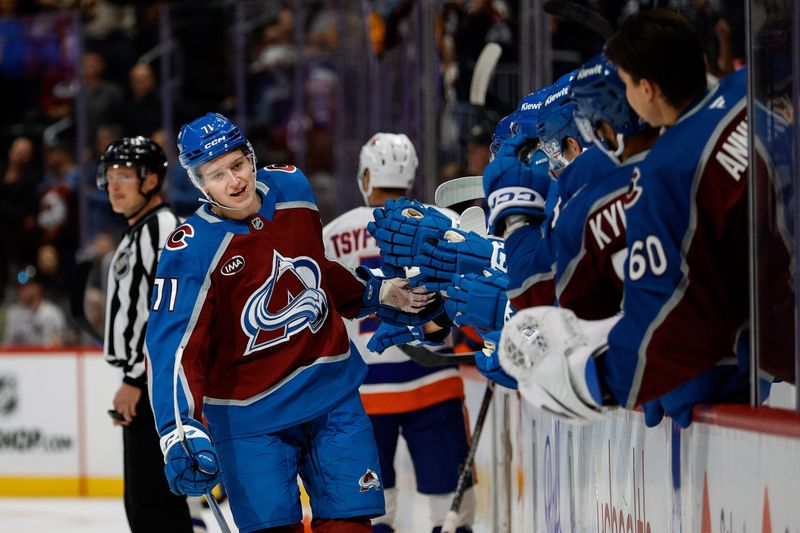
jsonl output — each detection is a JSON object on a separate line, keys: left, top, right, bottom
{"left": 0, "top": 438, "right": 491, "bottom": 532}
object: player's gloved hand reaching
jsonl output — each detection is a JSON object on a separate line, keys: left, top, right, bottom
{"left": 445, "top": 269, "right": 511, "bottom": 331}
{"left": 357, "top": 266, "right": 442, "bottom": 326}
{"left": 482, "top": 134, "right": 551, "bottom": 236}
{"left": 415, "top": 229, "right": 507, "bottom": 292}
{"left": 162, "top": 422, "right": 220, "bottom": 496}
{"left": 367, "top": 322, "right": 446, "bottom": 354}
{"left": 475, "top": 330, "right": 518, "bottom": 389}
{"left": 368, "top": 197, "right": 453, "bottom": 267}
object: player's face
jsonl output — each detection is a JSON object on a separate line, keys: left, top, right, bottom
{"left": 106, "top": 165, "right": 146, "bottom": 217}
{"left": 200, "top": 150, "right": 259, "bottom": 218}
{"left": 618, "top": 67, "right": 658, "bottom": 127}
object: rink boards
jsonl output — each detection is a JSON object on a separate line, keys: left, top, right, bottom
{"left": 1, "top": 350, "right": 799, "bottom": 531}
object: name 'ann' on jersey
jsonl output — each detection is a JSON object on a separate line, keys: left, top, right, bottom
{"left": 553, "top": 146, "right": 649, "bottom": 319}
{"left": 604, "top": 67, "right": 757, "bottom": 408}
{"left": 322, "top": 205, "right": 464, "bottom": 415}
{"left": 145, "top": 164, "right": 368, "bottom": 441}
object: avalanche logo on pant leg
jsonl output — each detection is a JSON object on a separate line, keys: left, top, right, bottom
{"left": 241, "top": 250, "right": 329, "bottom": 355}
{"left": 358, "top": 469, "right": 382, "bottom": 492}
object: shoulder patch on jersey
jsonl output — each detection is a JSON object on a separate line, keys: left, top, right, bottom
{"left": 263, "top": 163, "right": 297, "bottom": 173}
{"left": 622, "top": 167, "right": 644, "bottom": 209}
{"left": 166, "top": 223, "right": 195, "bottom": 251}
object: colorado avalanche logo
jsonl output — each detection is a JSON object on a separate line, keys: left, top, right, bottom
{"left": 240, "top": 251, "right": 328, "bottom": 355}
{"left": 623, "top": 167, "right": 644, "bottom": 209}
{"left": 358, "top": 469, "right": 382, "bottom": 492}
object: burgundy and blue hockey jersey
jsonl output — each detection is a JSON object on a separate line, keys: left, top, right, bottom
{"left": 603, "top": 68, "right": 756, "bottom": 407}
{"left": 144, "top": 165, "right": 368, "bottom": 441}
{"left": 553, "top": 147, "right": 648, "bottom": 319}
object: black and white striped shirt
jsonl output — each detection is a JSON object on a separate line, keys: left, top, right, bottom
{"left": 104, "top": 204, "right": 180, "bottom": 386}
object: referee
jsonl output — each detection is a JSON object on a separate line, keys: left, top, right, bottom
{"left": 98, "top": 137, "right": 199, "bottom": 532}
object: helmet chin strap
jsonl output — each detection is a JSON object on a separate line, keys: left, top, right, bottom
{"left": 198, "top": 191, "right": 246, "bottom": 211}
{"left": 125, "top": 180, "right": 156, "bottom": 221}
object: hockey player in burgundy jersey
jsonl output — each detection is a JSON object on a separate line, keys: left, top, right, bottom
{"left": 323, "top": 133, "right": 474, "bottom": 533}
{"left": 144, "top": 113, "right": 437, "bottom": 533}
{"left": 499, "top": 10, "right": 768, "bottom": 424}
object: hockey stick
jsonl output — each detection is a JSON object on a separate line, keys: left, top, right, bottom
{"left": 435, "top": 175, "right": 484, "bottom": 209}
{"left": 441, "top": 382, "right": 495, "bottom": 533}
{"left": 68, "top": 260, "right": 103, "bottom": 342}
{"left": 172, "top": 354, "right": 232, "bottom": 533}
{"left": 469, "top": 43, "right": 503, "bottom": 107}
{"left": 399, "top": 344, "right": 475, "bottom": 367}
{"left": 459, "top": 205, "right": 487, "bottom": 237}
{"left": 543, "top": 0, "right": 615, "bottom": 40}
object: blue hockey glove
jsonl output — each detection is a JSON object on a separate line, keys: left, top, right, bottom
{"left": 357, "top": 266, "right": 442, "bottom": 326}
{"left": 476, "top": 330, "right": 518, "bottom": 389}
{"left": 368, "top": 198, "right": 453, "bottom": 267}
{"left": 367, "top": 322, "right": 445, "bottom": 354}
{"left": 445, "top": 270, "right": 511, "bottom": 331}
{"left": 416, "top": 230, "right": 507, "bottom": 291}
{"left": 483, "top": 134, "right": 551, "bottom": 235}
{"left": 161, "top": 423, "right": 220, "bottom": 497}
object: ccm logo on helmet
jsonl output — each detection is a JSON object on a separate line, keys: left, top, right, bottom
{"left": 203, "top": 137, "right": 226, "bottom": 150}
{"left": 166, "top": 224, "right": 195, "bottom": 251}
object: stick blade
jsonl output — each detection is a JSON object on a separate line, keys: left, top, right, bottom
{"left": 459, "top": 205, "right": 487, "bottom": 237}
{"left": 435, "top": 175, "right": 485, "bottom": 209}
{"left": 469, "top": 42, "right": 503, "bottom": 106}
{"left": 543, "top": 0, "right": 615, "bottom": 39}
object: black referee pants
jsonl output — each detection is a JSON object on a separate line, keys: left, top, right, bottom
{"left": 123, "top": 388, "right": 194, "bottom": 533}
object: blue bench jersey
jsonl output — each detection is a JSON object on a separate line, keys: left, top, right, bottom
{"left": 145, "top": 165, "right": 368, "bottom": 440}
{"left": 553, "top": 147, "right": 648, "bottom": 319}
{"left": 505, "top": 147, "right": 615, "bottom": 310}
{"left": 603, "top": 68, "right": 754, "bottom": 408}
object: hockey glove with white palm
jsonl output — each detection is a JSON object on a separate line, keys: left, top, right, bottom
{"left": 161, "top": 422, "right": 220, "bottom": 496}
{"left": 368, "top": 197, "right": 454, "bottom": 267}
{"left": 445, "top": 270, "right": 511, "bottom": 331}
{"left": 499, "top": 307, "right": 619, "bottom": 423}
{"left": 483, "top": 134, "right": 551, "bottom": 236}
{"left": 415, "top": 229, "right": 507, "bottom": 292}
{"left": 357, "top": 266, "right": 442, "bottom": 326}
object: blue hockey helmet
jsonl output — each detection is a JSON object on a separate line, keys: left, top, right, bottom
{"left": 536, "top": 71, "right": 581, "bottom": 170}
{"left": 512, "top": 86, "right": 550, "bottom": 139}
{"left": 177, "top": 112, "right": 255, "bottom": 190}
{"left": 570, "top": 54, "right": 647, "bottom": 160}
{"left": 490, "top": 112, "right": 517, "bottom": 159}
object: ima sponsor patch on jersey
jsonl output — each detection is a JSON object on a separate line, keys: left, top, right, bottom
{"left": 240, "top": 250, "right": 329, "bottom": 355}
{"left": 166, "top": 223, "right": 195, "bottom": 251}
{"left": 358, "top": 468, "right": 382, "bottom": 492}
{"left": 220, "top": 255, "right": 245, "bottom": 276}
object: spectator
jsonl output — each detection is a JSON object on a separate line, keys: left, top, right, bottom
{"left": 1, "top": 279, "right": 66, "bottom": 347}
{"left": 464, "top": 122, "right": 492, "bottom": 176}
{"left": 38, "top": 138, "right": 79, "bottom": 274}
{"left": 82, "top": 51, "right": 124, "bottom": 146}
{"left": 123, "top": 63, "right": 161, "bottom": 137}
{"left": 0, "top": 136, "right": 39, "bottom": 294}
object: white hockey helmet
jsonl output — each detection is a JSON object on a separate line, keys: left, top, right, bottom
{"left": 357, "top": 133, "right": 418, "bottom": 205}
